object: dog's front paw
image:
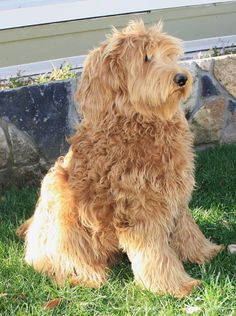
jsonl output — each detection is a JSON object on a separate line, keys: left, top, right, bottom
{"left": 136, "top": 276, "right": 201, "bottom": 298}
{"left": 194, "top": 243, "right": 224, "bottom": 265}
{"left": 69, "top": 276, "right": 104, "bottom": 288}
{"left": 173, "top": 279, "right": 201, "bottom": 298}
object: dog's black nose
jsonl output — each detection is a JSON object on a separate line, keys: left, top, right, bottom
{"left": 174, "top": 73, "right": 188, "bottom": 87}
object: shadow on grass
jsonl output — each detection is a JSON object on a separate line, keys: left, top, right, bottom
{"left": 190, "top": 145, "right": 236, "bottom": 243}
{"left": 0, "top": 185, "right": 39, "bottom": 244}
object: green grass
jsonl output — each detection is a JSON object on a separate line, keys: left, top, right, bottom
{"left": 0, "top": 145, "right": 236, "bottom": 316}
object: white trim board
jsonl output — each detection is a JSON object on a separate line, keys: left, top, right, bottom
{"left": 0, "top": 35, "right": 236, "bottom": 80}
{"left": 183, "top": 35, "right": 236, "bottom": 53}
{"left": 0, "top": 55, "right": 86, "bottom": 80}
{"left": 0, "top": 0, "right": 235, "bottom": 30}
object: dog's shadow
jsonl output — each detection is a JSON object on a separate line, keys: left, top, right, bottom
{"left": 108, "top": 255, "right": 133, "bottom": 284}
{"left": 190, "top": 145, "right": 236, "bottom": 244}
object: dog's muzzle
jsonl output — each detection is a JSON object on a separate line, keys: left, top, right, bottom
{"left": 174, "top": 73, "right": 188, "bottom": 87}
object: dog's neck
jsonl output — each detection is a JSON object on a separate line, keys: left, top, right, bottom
{"left": 89, "top": 106, "right": 187, "bottom": 135}
{"left": 113, "top": 103, "right": 185, "bottom": 125}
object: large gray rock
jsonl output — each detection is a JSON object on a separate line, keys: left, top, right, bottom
{"left": 0, "top": 79, "right": 81, "bottom": 188}
{"left": 12, "top": 164, "right": 46, "bottom": 184}
{"left": 0, "top": 79, "right": 81, "bottom": 162}
{"left": 8, "top": 123, "right": 39, "bottom": 165}
{"left": 195, "top": 58, "right": 213, "bottom": 72}
{"left": 221, "top": 100, "right": 236, "bottom": 144}
{"left": 0, "top": 168, "right": 11, "bottom": 188}
{"left": 191, "top": 97, "right": 226, "bottom": 145}
{"left": 0, "top": 125, "right": 10, "bottom": 168}
{"left": 181, "top": 61, "right": 199, "bottom": 117}
{"left": 214, "top": 55, "right": 236, "bottom": 98}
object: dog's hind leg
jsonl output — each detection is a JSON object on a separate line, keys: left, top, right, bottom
{"left": 170, "top": 206, "right": 224, "bottom": 264}
{"left": 23, "top": 164, "right": 109, "bottom": 288}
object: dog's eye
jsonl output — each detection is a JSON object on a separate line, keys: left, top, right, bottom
{"left": 145, "top": 55, "right": 152, "bottom": 62}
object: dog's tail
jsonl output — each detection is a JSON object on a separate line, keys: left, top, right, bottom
{"left": 17, "top": 217, "right": 34, "bottom": 240}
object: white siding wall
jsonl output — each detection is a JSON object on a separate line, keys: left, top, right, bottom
{"left": 0, "top": 0, "right": 235, "bottom": 75}
{"left": 0, "top": 0, "right": 235, "bottom": 29}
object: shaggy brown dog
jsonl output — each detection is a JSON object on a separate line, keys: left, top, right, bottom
{"left": 17, "top": 21, "right": 223, "bottom": 297}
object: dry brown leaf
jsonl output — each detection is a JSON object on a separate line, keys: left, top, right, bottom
{"left": 43, "top": 298, "right": 62, "bottom": 310}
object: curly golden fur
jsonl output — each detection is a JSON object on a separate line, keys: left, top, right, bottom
{"left": 17, "top": 20, "right": 223, "bottom": 297}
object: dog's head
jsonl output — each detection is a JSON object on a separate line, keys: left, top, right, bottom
{"left": 76, "top": 20, "right": 192, "bottom": 122}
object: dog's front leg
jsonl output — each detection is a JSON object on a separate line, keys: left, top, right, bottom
{"left": 171, "top": 205, "right": 224, "bottom": 264}
{"left": 115, "top": 212, "right": 200, "bottom": 297}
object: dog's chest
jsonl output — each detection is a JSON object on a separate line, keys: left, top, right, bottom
{"left": 129, "top": 121, "right": 191, "bottom": 166}
{"left": 118, "top": 119, "right": 194, "bottom": 194}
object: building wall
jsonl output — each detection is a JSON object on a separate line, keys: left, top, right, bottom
{"left": 0, "top": 1, "right": 236, "bottom": 68}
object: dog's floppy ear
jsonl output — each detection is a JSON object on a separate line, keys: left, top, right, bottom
{"left": 76, "top": 25, "right": 131, "bottom": 123}
{"left": 76, "top": 43, "right": 118, "bottom": 122}
{"left": 75, "top": 46, "right": 109, "bottom": 122}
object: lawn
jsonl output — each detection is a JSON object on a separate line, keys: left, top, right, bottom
{"left": 0, "top": 145, "right": 235, "bottom": 316}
